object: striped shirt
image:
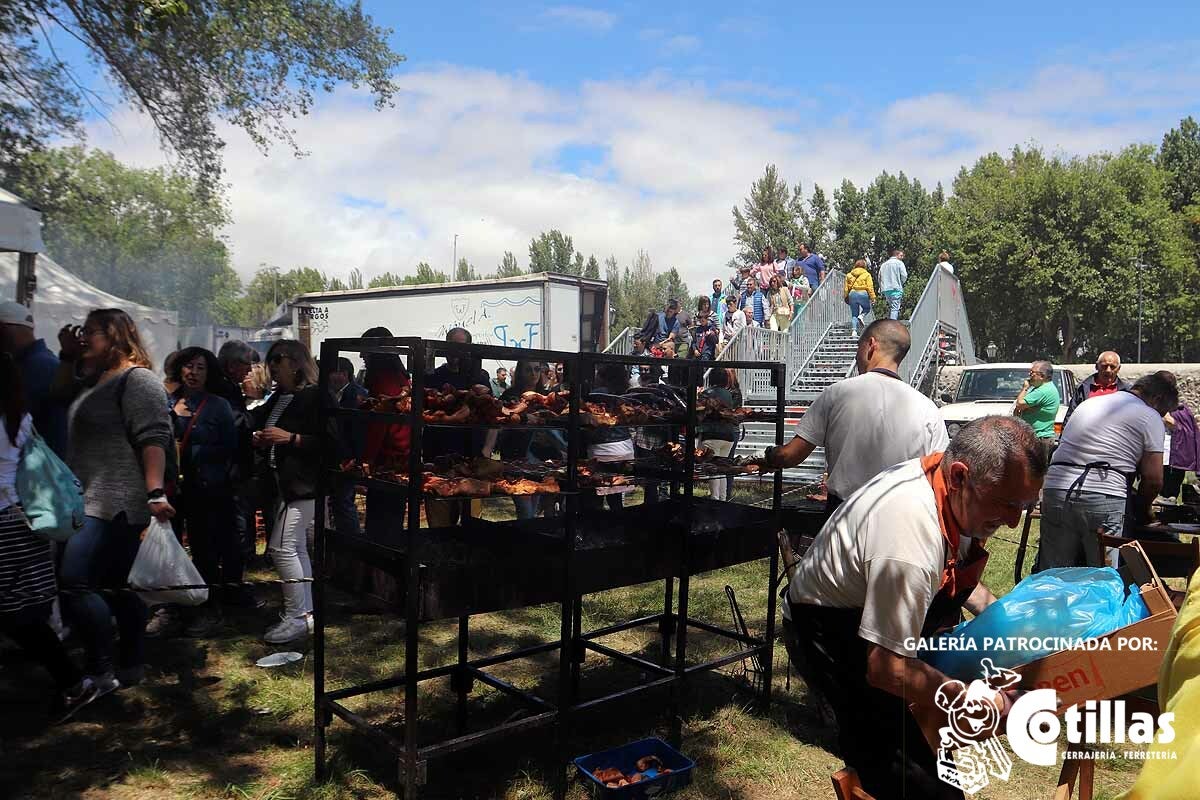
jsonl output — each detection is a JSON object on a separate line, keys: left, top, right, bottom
{"left": 265, "top": 392, "right": 294, "bottom": 469}
{"left": 1, "top": 414, "right": 56, "bottom": 616}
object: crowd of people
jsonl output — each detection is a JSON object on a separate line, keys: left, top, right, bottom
{"left": 0, "top": 297, "right": 760, "bottom": 724}
{"left": 762, "top": 322, "right": 1190, "bottom": 799}
{"left": 4, "top": 277, "right": 1196, "bottom": 798}
{"left": 629, "top": 245, "right": 915, "bottom": 362}
{"left": 0, "top": 300, "right": 352, "bottom": 720}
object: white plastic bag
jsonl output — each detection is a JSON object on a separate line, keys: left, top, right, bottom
{"left": 128, "top": 518, "right": 209, "bottom": 606}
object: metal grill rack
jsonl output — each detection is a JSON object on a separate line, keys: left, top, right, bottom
{"left": 312, "top": 337, "right": 808, "bottom": 797}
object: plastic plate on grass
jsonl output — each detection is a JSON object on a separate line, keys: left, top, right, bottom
{"left": 256, "top": 652, "right": 304, "bottom": 668}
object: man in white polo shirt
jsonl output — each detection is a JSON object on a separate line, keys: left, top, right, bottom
{"left": 1036, "top": 370, "right": 1176, "bottom": 569}
{"left": 764, "top": 319, "right": 949, "bottom": 512}
{"left": 786, "top": 417, "right": 1046, "bottom": 800}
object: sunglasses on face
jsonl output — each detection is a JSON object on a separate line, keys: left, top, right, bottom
{"left": 268, "top": 354, "right": 290, "bottom": 365}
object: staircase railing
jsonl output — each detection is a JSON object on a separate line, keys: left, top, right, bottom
{"left": 604, "top": 326, "right": 634, "bottom": 355}
{"left": 787, "top": 268, "right": 855, "bottom": 391}
{"left": 899, "top": 264, "right": 977, "bottom": 387}
{"left": 717, "top": 324, "right": 787, "bottom": 402}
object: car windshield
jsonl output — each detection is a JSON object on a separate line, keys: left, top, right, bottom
{"left": 956, "top": 369, "right": 1029, "bottom": 401}
{"left": 956, "top": 368, "right": 1069, "bottom": 402}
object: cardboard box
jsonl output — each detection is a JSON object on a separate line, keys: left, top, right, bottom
{"left": 1013, "top": 541, "right": 1177, "bottom": 712}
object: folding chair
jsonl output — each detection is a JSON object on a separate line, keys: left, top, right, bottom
{"left": 831, "top": 768, "right": 874, "bottom": 800}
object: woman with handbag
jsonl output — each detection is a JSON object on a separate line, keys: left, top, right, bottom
{"left": 55, "top": 308, "right": 175, "bottom": 696}
{"left": 767, "top": 274, "right": 794, "bottom": 331}
{"left": 253, "top": 340, "right": 326, "bottom": 644}
{"left": 167, "top": 347, "right": 237, "bottom": 637}
{"left": 0, "top": 354, "right": 97, "bottom": 721}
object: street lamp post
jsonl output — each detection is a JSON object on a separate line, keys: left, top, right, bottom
{"left": 1136, "top": 258, "right": 1145, "bottom": 364}
{"left": 453, "top": 234, "right": 458, "bottom": 274}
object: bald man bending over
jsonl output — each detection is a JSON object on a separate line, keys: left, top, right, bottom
{"left": 765, "top": 319, "right": 949, "bottom": 513}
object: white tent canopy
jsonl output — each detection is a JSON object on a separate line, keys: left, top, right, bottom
{"left": 0, "top": 187, "right": 45, "bottom": 253}
{"left": 1, "top": 251, "right": 178, "bottom": 372}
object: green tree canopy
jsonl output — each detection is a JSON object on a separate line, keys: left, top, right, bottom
{"left": 494, "top": 251, "right": 523, "bottom": 278}
{"left": 935, "top": 144, "right": 1195, "bottom": 361}
{"left": 1, "top": 1, "right": 404, "bottom": 186}
{"left": 6, "top": 145, "right": 231, "bottom": 325}
{"left": 731, "top": 164, "right": 803, "bottom": 264}
{"left": 454, "top": 258, "right": 481, "bottom": 282}
{"left": 1159, "top": 116, "right": 1200, "bottom": 214}
{"left": 606, "top": 251, "right": 693, "bottom": 334}
{"left": 528, "top": 230, "right": 575, "bottom": 273}
{"left": 583, "top": 255, "right": 601, "bottom": 279}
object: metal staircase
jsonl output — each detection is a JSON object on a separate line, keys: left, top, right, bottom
{"left": 791, "top": 325, "right": 860, "bottom": 398}
{"left": 602, "top": 263, "right": 976, "bottom": 484}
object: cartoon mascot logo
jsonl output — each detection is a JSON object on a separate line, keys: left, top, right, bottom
{"left": 933, "top": 658, "right": 1020, "bottom": 794}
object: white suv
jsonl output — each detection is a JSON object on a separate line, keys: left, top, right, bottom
{"left": 939, "top": 363, "right": 1077, "bottom": 440}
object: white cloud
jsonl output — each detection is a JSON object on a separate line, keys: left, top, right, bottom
{"left": 543, "top": 5, "right": 617, "bottom": 32}
{"left": 84, "top": 55, "right": 1195, "bottom": 303}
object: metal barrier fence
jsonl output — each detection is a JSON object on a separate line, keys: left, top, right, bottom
{"left": 604, "top": 326, "right": 634, "bottom": 355}
{"left": 717, "top": 324, "right": 788, "bottom": 401}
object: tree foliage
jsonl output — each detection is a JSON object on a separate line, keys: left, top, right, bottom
{"left": 935, "top": 145, "right": 1196, "bottom": 361}
{"left": 731, "top": 164, "right": 803, "bottom": 265}
{"left": 494, "top": 251, "right": 523, "bottom": 278}
{"left": 6, "top": 145, "right": 231, "bottom": 325}
{"left": 802, "top": 184, "right": 834, "bottom": 257}
{"left": 0, "top": 1, "right": 404, "bottom": 187}
{"left": 528, "top": 229, "right": 576, "bottom": 274}
{"left": 606, "top": 250, "right": 693, "bottom": 334}
{"left": 454, "top": 257, "right": 481, "bottom": 282}
{"left": 1159, "top": 116, "right": 1200, "bottom": 214}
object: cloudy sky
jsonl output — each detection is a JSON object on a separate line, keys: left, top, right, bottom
{"left": 73, "top": 1, "right": 1199, "bottom": 292}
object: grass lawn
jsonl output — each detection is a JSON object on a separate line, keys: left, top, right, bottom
{"left": 0, "top": 493, "right": 1148, "bottom": 799}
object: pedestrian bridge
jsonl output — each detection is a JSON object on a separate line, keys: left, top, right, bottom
{"left": 604, "top": 264, "right": 978, "bottom": 482}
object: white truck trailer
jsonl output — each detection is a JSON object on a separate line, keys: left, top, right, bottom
{"left": 254, "top": 272, "right": 610, "bottom": 371}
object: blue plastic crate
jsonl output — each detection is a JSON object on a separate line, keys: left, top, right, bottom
{"left": 574, "top": 737, "right": 695, "bottom": 798}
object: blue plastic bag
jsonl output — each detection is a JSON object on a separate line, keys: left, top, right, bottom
{"left": 923, "top": 567, "right": 1149, "bottom": 680}
{"left": 14, "top": 430, "right": 85, "bottom": 542}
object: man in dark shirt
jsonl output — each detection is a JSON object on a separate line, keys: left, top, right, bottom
{"left": 797, "top": 243, "right": 826, "bottom": 290}
{"left": 0, "top": 302, "right": 68, "bottom": 456}
{"left": 424, "top": 327, "right": 491, "bottom": 528}
{"left": 215, "top": 339, "right": 262, "bottom": 571}
{"left": 328, "top": 356, "right": 369, "bottom": 536}
{"left": 637, "top": 299, "right": 682, "bottom": 352}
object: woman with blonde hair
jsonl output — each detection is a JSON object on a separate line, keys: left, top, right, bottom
{"left": 242, "top": 362, "right": 271, "bottom": 410}
{"left": 252, "top": 339, "right": 325, "bottom": 643}
{"left": 844, "top": 259, "right": 877, "bottom": 335}
{"left": 55, "top": 308, "right": 174, "bottom": 696}
{"left": 767, "top": 274, "right": 794, "bottom": 331}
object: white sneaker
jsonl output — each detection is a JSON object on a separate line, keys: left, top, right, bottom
{"left": 264, "top": 614, "right": 312, "bottom": 644}
{"left": 57, "top": 672, "right": 119, "bottom": 724}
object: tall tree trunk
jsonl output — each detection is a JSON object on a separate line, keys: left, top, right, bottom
{"left": 1060, "top": 315, "right": 1075, "bottom": 363}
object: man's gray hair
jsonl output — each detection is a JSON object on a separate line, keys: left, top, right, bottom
{"left": 1031, "top": 360, "right": 1053, "bottom": 379}
{"left": 944, "top": 416, "right": 1048, "bottom": 486}
{"left": 218, "top": 339, "right": 257, "bottom": 369}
